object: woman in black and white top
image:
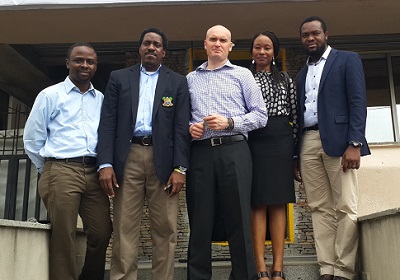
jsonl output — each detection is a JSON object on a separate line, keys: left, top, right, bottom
{"left": 248, "top": 31, "right": 297, "bottom": 280}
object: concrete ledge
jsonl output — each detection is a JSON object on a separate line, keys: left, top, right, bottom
{"left": 0, "top": 219, "right": 87, "bottom": 280}
{"left": 358, "top": 207, "right": 400, "bottom": 221}
{"left": 0, "top": 219, "right": 50, "bottom": 280}
{"left": 0, "top": 218, "right": 51, "bottom": 229}
{"left": 358, "top": 208, "right": 400, "bottom": 280}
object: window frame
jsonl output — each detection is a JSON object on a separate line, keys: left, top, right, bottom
{"left": 360, "top": 51, "right": 400, "bottom": 143}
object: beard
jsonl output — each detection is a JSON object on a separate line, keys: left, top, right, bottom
{"left": 305, "top": 43, "right": 327, "bottom": 59}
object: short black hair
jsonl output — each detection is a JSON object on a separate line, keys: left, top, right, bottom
{"left": 66, "top": 42, "right": 96, "bottom": 59}
{"left": 139, "top": 27, "right": 168, "bottom": 50}
{"left": 299, "top": 16, "right": 328, "bottom": 34}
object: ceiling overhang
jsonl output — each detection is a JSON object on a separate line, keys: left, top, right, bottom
{"left": 1, "top": 0, "right": 400, "bottom": 44}
{"left": 1, "top": 0, "right": 400, "bottom": 107}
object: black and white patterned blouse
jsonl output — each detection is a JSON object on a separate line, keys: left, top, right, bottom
{"left": 254, "top": 70, "right": 298, "bottom": 139}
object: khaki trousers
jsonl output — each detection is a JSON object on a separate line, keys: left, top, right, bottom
{"left": 110, "top": 144, "right": 179, "bottom": 280}
{"left": 38, "top": 161, "right": 112, "bottom": 280}
{"left": 300, "top": 131, "right": 358, "bottom": 279}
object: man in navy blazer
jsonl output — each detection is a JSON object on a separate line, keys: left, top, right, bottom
{"left": 294, "top": 16, "right": 370, "bottom": 280}
{"left": 97, "top": 27, "right": 190, "bottom": 280}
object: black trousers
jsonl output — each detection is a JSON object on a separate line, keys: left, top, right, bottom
{"left": 186, "top": 140, "right": 256, "bottom": 280}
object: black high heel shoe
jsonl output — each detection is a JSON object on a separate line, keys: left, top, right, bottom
{"left": 257, "top": 271, "right": 271, "bottom": 279}
{"left": 270, "top": 271, "right": 286, "bottom": 279}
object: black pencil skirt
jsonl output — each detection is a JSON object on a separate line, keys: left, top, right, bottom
{"left": 248, "top": 116, "right": 296, "bottom": 207}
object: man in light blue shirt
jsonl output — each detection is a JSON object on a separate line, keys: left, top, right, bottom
{"left": 23, "top": 42, "right": 112, "bottom": 280}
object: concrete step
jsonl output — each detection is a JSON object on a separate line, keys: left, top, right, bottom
{"left": 104, "top": 256, "right": 319, "bottom": 280}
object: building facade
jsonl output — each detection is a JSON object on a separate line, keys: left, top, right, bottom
{"left": 1, "top": 0, "right": 400, "bottom": 265}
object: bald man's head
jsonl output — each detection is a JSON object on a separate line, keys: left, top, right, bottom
{"left": 206, "top": 25, "right": 231, "bottom": 41}
{"left": 204, "top": 25, "right": 233, "bottom": 65}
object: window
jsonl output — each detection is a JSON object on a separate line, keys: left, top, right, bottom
{"left": 362, "top": 53, "right": 400, "bottom": 143}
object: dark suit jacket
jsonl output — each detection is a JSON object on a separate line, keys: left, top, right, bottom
{"left": 97, "top": 63, "right": 190, "bottom": 184}
{"left": 295, "top": 48, "right": 370, "bottom": 158}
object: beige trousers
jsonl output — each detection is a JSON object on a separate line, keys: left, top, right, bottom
{"left": 300, "top": 131, "right": 358, "bottom": 279}
{"left": 110, "top": 144, "right": 179, "bottom": 280}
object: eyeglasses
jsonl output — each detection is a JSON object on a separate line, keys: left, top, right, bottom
{"left": 70, "top": 58, "right": 97, "bottom": 66}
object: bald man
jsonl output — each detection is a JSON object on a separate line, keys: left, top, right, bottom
{"left": 186, "top": 25, "right": 268, "bottom": 280}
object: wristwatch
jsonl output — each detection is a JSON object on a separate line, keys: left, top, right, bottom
{"left": 174, "top": 166, "right": 187, "bottom": 175}
{"left": 225, "top": 117, "right": 234, "bottom": 130}
{"left": 349, "top": 141, "right": 363, "bottom": 148}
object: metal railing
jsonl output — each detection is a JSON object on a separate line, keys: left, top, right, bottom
{"left": 0, "top": 104, "right": 29, "bottom": 155}
{"left": 1, "top": 154, "right": 46, "bottom": 221}
{"left": 0, "top": 102, "right": 47, "bottom": 221}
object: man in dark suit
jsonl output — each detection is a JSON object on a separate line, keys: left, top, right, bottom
{"left": 294, "top": 16, "right": 370, "bottom": 280}
{"left": 97, "top": 27, "right": 190, "bottom": 280}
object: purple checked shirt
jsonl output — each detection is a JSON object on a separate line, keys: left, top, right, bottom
{"left": 187, "top": 60, "right": 268, "bottom": 140}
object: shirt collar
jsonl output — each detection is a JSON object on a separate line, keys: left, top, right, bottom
{"left": 306, "top": 45, "right": 332, "bottom": 66}
{"left": 256, "top": 70, "right": 272, "bottom": 76}
{"left": 140, "top": 64, "right": 162, "bottom": 75}
{"left": 196, "top": 60, "right": 234, "bottom": 71}
{"left": 65, "top": 76, "right": 96, "bottom": 96}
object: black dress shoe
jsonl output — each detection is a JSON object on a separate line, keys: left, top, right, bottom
{"left": 318, "top": 275, "right": 334, "bottom": 280}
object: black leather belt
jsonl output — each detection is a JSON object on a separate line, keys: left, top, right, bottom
{"left": 194, "top": 134, "right": 246, "bottom": 147}
{"left": 131, "top": 136, "right": 152, "bottom": 146}
{"left": 45, "top": 156, "right": 97, "bottom": 165}
{"left": 303, "top": 124, "right": 319, "bottom": 132}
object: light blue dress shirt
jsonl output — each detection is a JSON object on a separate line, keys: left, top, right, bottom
{"left": 23, "top": 76, "right": 103, "bottom": 173}
{"left": 133, "top": 65, "right": 161, "bottom": 136}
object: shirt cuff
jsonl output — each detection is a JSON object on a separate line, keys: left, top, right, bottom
{"left": 98, "top": 163, "right": 112, "bottom": 172}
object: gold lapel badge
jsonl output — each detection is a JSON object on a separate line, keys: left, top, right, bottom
{"left": 162, "top": 97, "right": 173, "bottom": 107}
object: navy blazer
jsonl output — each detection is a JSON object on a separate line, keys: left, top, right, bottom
{"left": 97, "top": 63, "right": 191, "bottom": 184}
{"left": 295, "top": 48, "right": 370, "bottom": 158}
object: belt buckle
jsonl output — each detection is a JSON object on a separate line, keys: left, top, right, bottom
{"left": 142, "top": 136, "right": 151, "bottom": 146}
{"left": 210, "top": 137, "right": 222, "bottom": 146}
